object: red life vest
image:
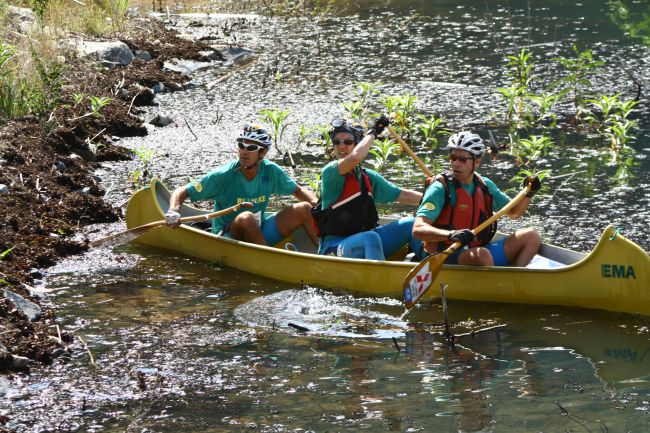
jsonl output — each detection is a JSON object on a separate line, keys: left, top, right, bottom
{"left": 428, "top": 171, "right": 496, "bottom": 251}
{"left": 311, "top": 167, "right": 379, "bottom": 237}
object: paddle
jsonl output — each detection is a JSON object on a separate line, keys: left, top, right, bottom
{"left": 402, "top": 183, "right": 532, "bottom": 311}
{"left": 90, "top": 202, "right": 253, "bottom": 248}
{"left": 386, "top": 125, "right": 434, "bottom": 177}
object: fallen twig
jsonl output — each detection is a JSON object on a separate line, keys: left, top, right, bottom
{"left": 77, "top": 336, "right": 95, "bottom": 365}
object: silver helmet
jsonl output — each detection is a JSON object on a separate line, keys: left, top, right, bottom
{"left": 237, "top": 124, "right": 272, "bottom": 147}
{"left": 447, "top": 131, "right": 485, "bottom": 157}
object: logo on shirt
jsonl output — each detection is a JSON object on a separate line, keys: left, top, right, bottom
{"left": 423, "top": 202, "right": 435, "bottom": 211}
{"left": 193, "top": 181, "right": 203, "bottom": 192}
{"left": 458, "top": 204, "right": 469, "bottom": 211}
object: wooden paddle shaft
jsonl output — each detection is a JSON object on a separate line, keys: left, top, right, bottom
{"left": 386, "top": 125, "right": 434, "bottom": 177}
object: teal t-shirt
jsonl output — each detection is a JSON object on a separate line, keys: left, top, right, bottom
{"left": 186, "top": 159, "right": 297, "bottom": 233}
{"left": 318, "top": 162, "right": 402, "bottom": 251}
{"left": 320, "top": 161, "right": 401, "bottom": 209}
{"left": 416, "top": 175, "right": 510, "bottom": 222}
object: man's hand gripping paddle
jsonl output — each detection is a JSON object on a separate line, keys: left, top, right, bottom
{"left": 91, "top": 202, "right": 253, "bottom": 248}
{"left": 401, "top": 183, "right": 532, "bottom": 316}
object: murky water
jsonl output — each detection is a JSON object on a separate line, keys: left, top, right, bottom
{"left": 5, "top": 1, "right": 650, "bottom": 431}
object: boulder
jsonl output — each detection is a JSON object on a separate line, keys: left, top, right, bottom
{"left": 75, "top": 40, "right": 135, "bottom": 68}
{"left": 3, "top": 289, "right": 43, "bottom": 321}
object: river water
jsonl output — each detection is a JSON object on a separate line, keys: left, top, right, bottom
{"left": 5, "top": 1, "right": 650, "bottom": 431}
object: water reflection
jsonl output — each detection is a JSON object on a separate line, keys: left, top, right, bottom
{"left": 8, "top": 1, "right": 650, "bottom": 431}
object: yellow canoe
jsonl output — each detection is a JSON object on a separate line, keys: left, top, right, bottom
{"left": 124, "top": 179, "right": 650, "bottom": 316}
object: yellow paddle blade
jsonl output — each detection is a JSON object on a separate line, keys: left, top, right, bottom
{"left": 403, "top": 252, "right": 448, "bottom": 309}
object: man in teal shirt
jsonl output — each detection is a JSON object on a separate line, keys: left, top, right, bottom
{"left": 165, "top": 125, "right": 318, "bottom": 247}
{"left": 413, "top": 131, "right": 541, "bottom": 266}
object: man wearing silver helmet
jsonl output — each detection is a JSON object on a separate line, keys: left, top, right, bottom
{"left": 412, "top": 131, "right": 541, "bottom": 266}
{"left": 164, "top": 124, "right": 319, "bottom": 247}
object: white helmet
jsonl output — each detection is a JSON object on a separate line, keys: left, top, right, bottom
{"left": 237, "top": 124, "right": 272, "bottom": 147}
{"left": 447, "top": 131, "right": 485, "bottom": 157}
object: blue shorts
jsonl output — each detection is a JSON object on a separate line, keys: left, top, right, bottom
{"left": 221, "top": 214, "right": 283, "bottom": 246}
{"left": 445, "top": 237, "right": 510, "bottom": 266}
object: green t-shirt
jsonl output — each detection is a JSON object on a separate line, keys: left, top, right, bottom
{"left": 186, "top": 159, "right": 297, "bottom": 233}
{"left": 416, "top": 174, "right": 510, "bottom": 222}
{"left": 320, "top": 161, "right": 402, "bottom": 209}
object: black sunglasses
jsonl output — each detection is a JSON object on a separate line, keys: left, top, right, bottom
{"left": 449, "top": 154, "right": 474, "bottom": 163}
{"left": 332, "top": 138, "right": 355, "bottom": 146}
{"left": 238, "top": 142, "right": 264, "bottom": 152}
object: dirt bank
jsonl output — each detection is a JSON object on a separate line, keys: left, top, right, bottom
{"left": 0, "top": 17, "right": 220, "bottom": 372}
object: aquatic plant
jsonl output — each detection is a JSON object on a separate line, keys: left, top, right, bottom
{"left": 509, "top": 135, "right": 553, "bottom": 192}
{"left": 416, "top": 113, "right": 448, "bottom": 149}
{"left": 497, "top": 48, "right": 535, "bottom": 127}
{"left": 343, "top": 81, "right": 381, "bottom": 125}
{"left": 369, "top": 138, "right": 401, "bottom": 172}
{"left": 259, "top": 108, "right": 291, "bottom": 152}
{"left": 381, "top": 93, "right": 418, "bottom": 140}
{"left": 129, "top": 145, "right": 157, "bottom": 190}
{"left": 551, "top": 45, "right": 603, "bottom": 118}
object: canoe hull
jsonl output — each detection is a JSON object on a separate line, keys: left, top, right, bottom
{"left": 125, "top": 179, "right": 650, "bottom": 315}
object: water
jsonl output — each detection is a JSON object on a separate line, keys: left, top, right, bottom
{"left": 4, "top": 1, "right": 650, "bottom": 431}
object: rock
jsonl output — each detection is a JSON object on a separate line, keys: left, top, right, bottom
{"left": 135, "top": 50, "right": 152, "bottom": 62}
{"left": 199, "top": 50, "right": 224, "bottom": 61}
{"left": 149, "top": 114, "right": 174, "bottom": 127}
{"left": 0, "top": 184, "right": 8, "bottom": 194}
{"left": 163, "top": 58, "right": 212, "bottom": 75}
{"left": 213, "top": 46, "right": 253, "bottom": 65}
{"left": 53, "top": 161, "right": 67, "bottom": 171}
{"left": 168, "top": 82, "right": 184, "bottom": 92}
{"left": 0, "top": 158, "right": 7, "bottom": 166}
{"left": 12, "top": 355, "right": 30, "bottom": 371}
{"left": 152, "top": 82, "right": 166, "bottom": 94}
{"left": 74, "top": 187, "right": 91, "bottom": 195}
{"left": 75, "top": 40, "right": 135, "bottom": 68}
{"left": 3, "top": 289, "right": 42, "bottom": 321}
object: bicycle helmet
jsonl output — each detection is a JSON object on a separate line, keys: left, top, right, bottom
{"left": 237, "top": 124, "right": 272, "bottom": 147}
{"left": 328, "top": 118, "right": 365, "bottom": 144}
{"left": 447, "top": 131, "right": 485, "bottom": 157}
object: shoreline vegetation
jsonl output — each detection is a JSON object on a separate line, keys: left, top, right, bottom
{"left": 0, "top": 0, "right": 647, "bottom": 379}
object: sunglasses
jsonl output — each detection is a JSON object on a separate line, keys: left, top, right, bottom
{"left": 238, "top": 142, "right": 264, "bottom": 152}
{"left": 449, "top": 154, "right": 475, "bottom": 163}
{"left": 332, "top": 138, "right": 355, "bottom": 146}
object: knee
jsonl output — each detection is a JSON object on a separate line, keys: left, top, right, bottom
{"left": 520, "top": 228, "right": 541, "bottom": 249}
{"left": 476, "top": 248, "right": 494, "bottom": 266}
{"left": 298, "top": 201, "right": 313, "bottom": 220}
{"left": 367, "top": 231, "right": 383, "bottom": 248}
{"left": 233, "top": 211, "right": 258, "bottom": 229}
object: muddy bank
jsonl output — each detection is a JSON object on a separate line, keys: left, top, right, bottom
{"left": 0, "top": 16, "right": 221, "bottom": 372}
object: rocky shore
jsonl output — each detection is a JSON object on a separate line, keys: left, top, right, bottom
{"left": 0, "top": 8, "right": 224, "bottom": 373}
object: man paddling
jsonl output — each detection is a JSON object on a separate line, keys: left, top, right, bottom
{"left": 164, "top": 124, "right": 319, "bottom": 247}
{"left": 412, "top": 131, "right": 541, "bottom": 266}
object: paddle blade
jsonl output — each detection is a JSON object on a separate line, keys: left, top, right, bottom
{"left": 403, "top": 252, "right": 447, "bottom": 309}
{"left": 90, "top": 225, "right": 155, "bottom": 248}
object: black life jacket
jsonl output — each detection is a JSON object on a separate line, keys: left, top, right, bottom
{"left": 311, "top": 167, "right": 379, "bottom": 237}
{"left": 424, "top": 171, "right": 496, "bottom": 252}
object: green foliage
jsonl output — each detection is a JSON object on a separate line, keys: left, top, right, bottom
{"left": 259, "top": 108, "right": 291, "bottom": 151}
{"left": 368, "top": 138, "right": 400, "bottom": 172}
{"left": 510, "top": 135, "right": 553, "bottom": 190}
{"left": 29, "top": 0, "right": 50, "bottom": 23}
{"left": 343, "top": 81, "right": 381, "bottom": 124}
{"left": 0, "top": 42, "right": 65, "bottom": 121}
{"left": 129, "top": 145, "right": 157, "bottom": 190}
{"left": 496, "top": 48, "right": 535, "bottom": 126}
{"left": 380, "top": 93, "right": 418, "bottom": 138}
{"left": 551, "top": 44, "right": 604, "bottom": 113}
{"left": 69, "top": 95, "right": 111, "bottom": 120}
{"left": 608, "top": 0, "right": 650, "bottom": 46}
{"left": 416, "top": 114, "right": 448, "bottom": 149}
{"left": 307, "top": 173, "right": 321, "bottom": 197}
{"left": 0, "top": 246, "right": 14, "bottom": 261}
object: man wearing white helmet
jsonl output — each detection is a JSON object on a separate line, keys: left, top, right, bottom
{"left": 412, "top": 131, "right": 541, "bottom": 266}
{"left": 164, "top": 124, "right": 319, "bottom": 247}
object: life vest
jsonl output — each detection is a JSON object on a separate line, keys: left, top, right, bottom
{"left": 427, "top": 171, "right": 496, "bottom": 251}
{"left": 311, "top": 167, "right": 379, "bottom": 237}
